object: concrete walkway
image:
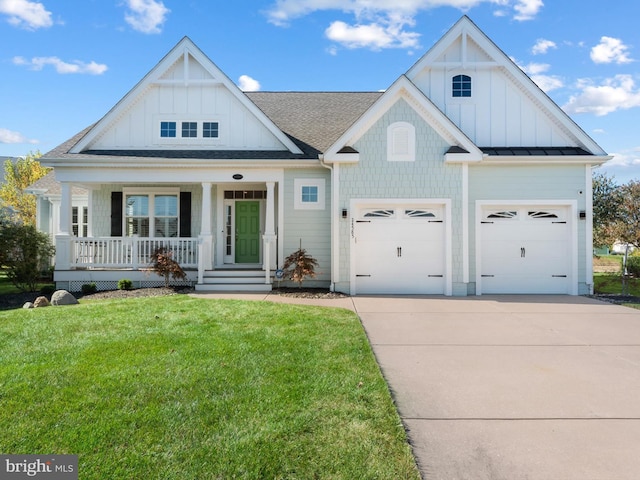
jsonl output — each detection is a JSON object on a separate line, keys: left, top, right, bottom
{"left": 192, "top": 292, "right": 640, "bottom": 479}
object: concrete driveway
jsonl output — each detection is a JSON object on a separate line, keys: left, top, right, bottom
{"left": 354, "top": 295, "right": 640, "bottom": 480}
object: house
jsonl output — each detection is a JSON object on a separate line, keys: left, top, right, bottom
{"left": 36, "top": 16, "right": 610, "bottom": 295}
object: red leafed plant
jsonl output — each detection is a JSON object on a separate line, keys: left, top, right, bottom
{"left": 149, "top": 246, "right": 187, "bottom": 287}
{"left": 282, "top": 240, "right": 319, "bottom": 288}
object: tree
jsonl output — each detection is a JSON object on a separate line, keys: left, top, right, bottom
{"left": 592, "top": 171, "right": 622, "bottom": 248}
{"left": 610, "top": 180, "right": 640, "bottom": 249}
{"left": 0, "top": 151, "right": 50, "bottom": 225}
{"left": 0, "top": 221, "right": 55, "bottom": 292}
{"left": 149, "top": 246, "right": 187, "bottom": 287}
{"left": 282, "top": 240, "right": 319, "bottom": 288}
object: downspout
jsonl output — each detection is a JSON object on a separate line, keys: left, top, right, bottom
{"left": 319, "top": 154, "right": 337, "bottom": 292}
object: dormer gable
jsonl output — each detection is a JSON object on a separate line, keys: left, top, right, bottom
{"left": 70, "top": 37, "right": 302, "bottom": 155}
{"left": 406, "top": 16, "right": 607, "bottom": 156}
{"left": 323, "top": 75, "right": 483, "bottom": 164}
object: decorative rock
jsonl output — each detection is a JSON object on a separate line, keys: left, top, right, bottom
{"left": 23, "top": 302, "right": 34, "bottom": 309}
{"left": 33, "top": 296, "right": 50, "bottom": 308}
{"left": 51, "top": 290, "right": 79, "bottom": 306}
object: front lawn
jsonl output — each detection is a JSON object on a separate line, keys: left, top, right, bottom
{"left": 0, "top": 296, "right": 420, "bottom": 479}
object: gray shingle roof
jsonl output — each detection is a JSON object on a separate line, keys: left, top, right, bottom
{"left": 43, "top": 92, "right": 383, "bottom": 161}
{"left": 26, "top": 171, "right": 88, "bottom": 196}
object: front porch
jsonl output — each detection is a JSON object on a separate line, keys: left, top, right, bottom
{"left": 51, "top": 177, "right": 281, "bottom": 293}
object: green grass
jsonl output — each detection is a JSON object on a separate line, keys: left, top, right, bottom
{"left": 594, "top": 273, "right": 640, "bottom": 296}
{"left": 0, "top": 296, "right": 420, "bottom": 479}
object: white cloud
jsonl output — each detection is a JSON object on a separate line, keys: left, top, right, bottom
{"left": 326, "top": 19, "right": 420, "bottom": 50}
{"left": 266, "top": 1, "right": 543, "bottom": 49}
{"left": 13, "top": 56, "right": 108, "bottom": 75}
{"left": 606, "top": 150, "right": 640, "bottom": 168}
{"left": 0, "top": 128, "right": 38, "bottom": 144}
{"left": 563, "top": 75, "right": 640, "bottom": 116}
{"left": 517, "top": 61, "right": 563, "bottom": 92}
{"left": 590, "top": 36, "right": 633, "bottom": 64}
{"left": 513, "top": 0, "right": 543, "bottom": 21}
{"left": 238, "top": 75, "right": 261, "bottom": 92}
{"left": 532, "top": 38, "right": 556, "bottom": 55}
{"left": 123, "top": 0, "right": 169, "bottom": 34}
{"left": 0, "top": 0, "right": 52, "bottom": 29}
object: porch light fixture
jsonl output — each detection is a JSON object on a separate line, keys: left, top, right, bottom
{"left": 342, "top": 209, "right": 348, "bottom": 219}
{"left": 232, "top": 174, "right": 243, "bottom": 180}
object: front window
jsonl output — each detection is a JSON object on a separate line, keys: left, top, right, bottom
{"left": 72, "top": 206, "right": 88, "bottom": 237}
{"left": 125, "top": 193, "right": 179, "bottom": 237}
{"left": 160, "top": 121, "right": 176, "bottom": 137}
{"left": 203, "top": 122, "right": 219, "bottom": 138}
{"left": 125, "top": 195, "right": 150, "bottom": 237}
{"left": 154, "top": 195, "right": 178, "bottom": 237}
{"left": 452, "top": 74, "right": 471, "bottom": 97}
{"left": 301, "top": 186, "right": 318, "bottom": 203}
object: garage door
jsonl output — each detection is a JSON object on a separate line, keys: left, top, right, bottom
{"left": 479, "top": 206, "right": 571, "bottom": 294}
{"left": 354, "top": 205, "right": 446, "bottom": 294}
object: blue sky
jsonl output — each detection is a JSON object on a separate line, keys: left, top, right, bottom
{"left": 1, "top": 0, "right": 639, "bottom": 183}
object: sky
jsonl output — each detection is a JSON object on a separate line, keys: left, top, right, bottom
{"left": 0, "top": 0, "right": 639, "bottom": 183}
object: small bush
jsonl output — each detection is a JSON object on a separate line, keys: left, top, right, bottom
{"left": 117, "top": 279, "right": 134, "bottom": 290}
{"left": 40, "top": 284, "right": 55, "bottom": 296}
{"left": 81, "top": 283, "right": 97, "bottom": 295}
{"left": 626, "top": 257, "right": 640, "bottom": 277}
{"left": 282, "top": 240, "right": 319, "bottom": 288}
{"left": 149, "top": 247, "right": 186, "bottom": 288}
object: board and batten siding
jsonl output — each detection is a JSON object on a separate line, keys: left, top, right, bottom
{"left": 91, "top": 184, "right": 203, "bottom": 240}
{"left": 468, "top": 164, "right": 589, "bottom": 294}
{"left": 282, "top": 169, "right": 332, "bottom": 286}
{"left": 409, "top": 36, "right": 575, "bottom": 148}
{"left": 337, "top": 99, "right": 465, "bottom": 294}
{"left": 90, "top": 84, "right": 285, "bottom": 151}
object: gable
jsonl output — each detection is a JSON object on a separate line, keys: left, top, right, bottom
{"left": 70, "top": 37, "right": 301, "bottom": 155}
{"left": 323, "top": 76, "right": 483, "bottom": 163}
{"left": 406, "top": 16, "right": 607, "bottom": 156}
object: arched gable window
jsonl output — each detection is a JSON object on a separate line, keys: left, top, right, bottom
{"left": 387, "top": 122, "right": 415, "bottom": 162}
{"left": 452, "top": 74, "right": 471, "bottom": 97}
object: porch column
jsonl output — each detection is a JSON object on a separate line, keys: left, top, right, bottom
{"left": 55, "top": 182, "right": 73, "bottom": 270}
{"left": 263, "top": 181, "right": 277, "bottom": 283}
{"left": 199, "top": 182, "right": 213, "bottom": 273}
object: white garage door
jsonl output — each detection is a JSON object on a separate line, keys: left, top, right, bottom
{"left": 479, "top": 206, "right": 571, "bottom": 294}
{"left": 354, "top": 205, "right": 446, "bottom": 294}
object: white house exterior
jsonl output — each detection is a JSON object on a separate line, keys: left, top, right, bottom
{"left": 36, "top": 16, "right": 610, "bottom": 295}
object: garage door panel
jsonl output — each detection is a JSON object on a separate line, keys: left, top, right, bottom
{"left": 480, "top": 205, "right": 571, "bottom": 294}
{"left": 354, "top": 206, "right": 446, "bottom": 295}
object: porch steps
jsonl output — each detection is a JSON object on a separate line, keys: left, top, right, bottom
{"left": 195, "top": 269, "right": 273, "bottom": 292}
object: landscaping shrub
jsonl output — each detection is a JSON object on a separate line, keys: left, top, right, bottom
{"left": 40, "top": 284, "right": 55, "bottom": 296}
{"left": 626, "top": 257, "right": 640, "bottom": 277}
{"left": 117, "top": 279, "right": 133, "bottom": 290}
{"left": 282, "top": 240, "right": 319, "bottom": 288}
{"left": 81, "top": 283, "right": 97, "bottom": 295}
{"left": 149, "top": 247, "right": 186, "bottom": 287}
{"left": 0, "top": 221, "right": 55, "bottom": 292}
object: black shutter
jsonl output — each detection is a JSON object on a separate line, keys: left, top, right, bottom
{"left": 110, "top": 192, "right": 123, "bottom": 236}
{"left": 179, "top": 192, "right": 192, "bottom": 237}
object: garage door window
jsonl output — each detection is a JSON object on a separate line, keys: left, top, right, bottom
{"left": 405, "top": 209, "right": 436, "bottom": 218}
{"left": 528, "top": 211, "right": 559, "bottom": 219}
{"left": 486, "top": 210, "right": 518, "bottom": 219}
{"left": 363, "top": 209, "right": 395, "bottom": 218}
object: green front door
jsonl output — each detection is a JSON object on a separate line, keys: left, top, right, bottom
{"left": 235, "top": 201, "right": 260, "bottom": 263}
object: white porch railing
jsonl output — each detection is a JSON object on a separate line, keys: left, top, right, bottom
{"left": 70, "top": 237, "right": 198, "bottom": 269}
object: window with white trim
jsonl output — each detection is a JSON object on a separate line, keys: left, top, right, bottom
{"left": 294, "top": 178, "right": 325, "bottom": 210}
{"left": 387, "top": 122, "right": 415, "bottom": 162}
{"left": 452, "top": 74, "right": 471, "bottom": 97}
{"left": 158, "top": 119, "right": 222, "bottom": 143}
{"left": 124, "top": 191, "right": 179, "bottom": 237}
{"left": 72, "top": 206, "right": 88, "bottom": 237}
